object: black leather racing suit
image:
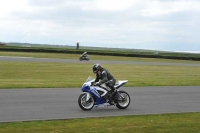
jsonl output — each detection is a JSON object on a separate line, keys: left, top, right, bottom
{"left": 95, "top": 68, "right": 116, "bottom": 91}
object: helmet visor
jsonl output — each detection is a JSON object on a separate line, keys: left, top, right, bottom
{"left": 93, "top": 67, "right": 98, "bottom": 74}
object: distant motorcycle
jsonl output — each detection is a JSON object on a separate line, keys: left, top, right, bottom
{"left": 78, "top": 76, "right": 131, "bottom": 111}
{"left": 79, "top": 52, "right": 89, "bottom": 61}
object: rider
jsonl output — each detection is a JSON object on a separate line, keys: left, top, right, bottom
{"left": 92, "top": 64, "right": 118, "bottom": 102}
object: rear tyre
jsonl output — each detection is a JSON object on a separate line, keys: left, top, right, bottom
{"left": 116, "top": 90, "right": 130, "bottom": 109}
{"left": 78, "top": 93, "right": 94, "bottom": 111}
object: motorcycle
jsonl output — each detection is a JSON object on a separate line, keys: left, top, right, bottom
{"left": 79, "top": 52, "right": 89, "bottom": 61}
{"left": 78, "top": 76, "right": 131, "bottom": 111}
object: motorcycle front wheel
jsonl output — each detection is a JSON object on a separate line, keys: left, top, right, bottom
{"left": 78, "top": 93, "right": 94, "bottom": 111}
{"left": 116, "top": 90, "right": 131, "bottom": 109}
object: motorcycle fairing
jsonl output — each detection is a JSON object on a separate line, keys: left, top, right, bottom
{"left": 81, "top": 85, "right": 106, "bottom": 105}
{"left": 114, "top": 80, "right": 128, "bottom": 89}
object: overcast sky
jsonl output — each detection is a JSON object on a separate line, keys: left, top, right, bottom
{"left": 0, "top": 0, "right": 200, "bottom": 52}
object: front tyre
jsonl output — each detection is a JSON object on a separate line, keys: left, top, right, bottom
{"left": 116, "top": 90, "right": 130, "bottom": 109}
{"left": 78, "top": 93, "right": 94, "bottom": 111}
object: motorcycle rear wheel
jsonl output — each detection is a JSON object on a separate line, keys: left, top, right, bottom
{"left": 78, "top": 93, "right": 94, "bottom": 111}
{"left": 116, "top": 90, "right": 130, "bottom": 109}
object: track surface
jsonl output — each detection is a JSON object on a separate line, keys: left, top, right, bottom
{"left": 0, "top": 87, "right": 200, "bottom": 122}
{"left": 0, "top": 56, "right": 200, "bottom": 122}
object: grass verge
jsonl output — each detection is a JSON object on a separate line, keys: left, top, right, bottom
{"left": 0, "top": 112, "right": 199, "bottom": 133}
{"left": 0, "top": 62, "right": 200, "bottom": 88}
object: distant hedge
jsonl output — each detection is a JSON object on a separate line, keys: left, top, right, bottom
{"left": 0, "top": 46, "right": 200, "bottom": 61}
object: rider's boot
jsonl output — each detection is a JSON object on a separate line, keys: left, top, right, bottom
{"left": 109, "top": 86, "right": 119, "bottom": 102}
{"left": 106, "top": 90, "right": 114, "bottom": 105}
{"left": 113, "top": 90, "right": 120, "bottom": 101}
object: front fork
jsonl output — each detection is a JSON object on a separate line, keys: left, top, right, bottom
{"left": 83, "top": 92, "right": 91, "bottom": 102}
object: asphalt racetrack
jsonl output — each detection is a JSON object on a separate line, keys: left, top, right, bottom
{"left": 0, "top": 56, "right": 200, "bottom": 122}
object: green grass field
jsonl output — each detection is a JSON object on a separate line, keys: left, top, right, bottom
{"left": 0, "top": 113, "right": 199, "bottom": 133}
{"left": 0, "top": 62, "right": 200, "bottom": 88}
{"left": 0, "top": 51, "right": 199, "bottom": 133}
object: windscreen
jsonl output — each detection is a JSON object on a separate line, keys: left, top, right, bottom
{"left": 85, "top": 76, "right": 94, "bottom": 83}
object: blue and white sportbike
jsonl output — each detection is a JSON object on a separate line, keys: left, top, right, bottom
{"left": 78, "top": 76, "right": 130, "bottom": 111}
